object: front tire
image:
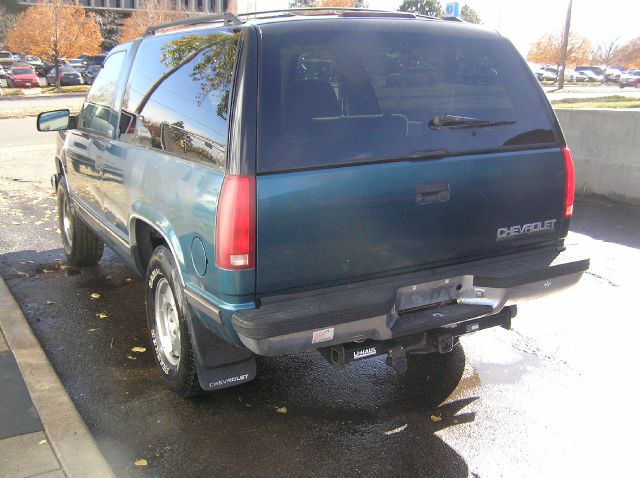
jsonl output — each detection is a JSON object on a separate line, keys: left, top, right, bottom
{"left": 146, "top": 245, "right": 201, "bottom": 397}
{"left": 56, "top": 178, "right": 103, "bottom": 266}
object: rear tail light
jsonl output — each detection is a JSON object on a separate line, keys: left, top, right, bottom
{"left": 563, "top": 147, "right": 575, "bottom": 218}
{"left": 215, "top": 175, "right": 256, "bottom": 270}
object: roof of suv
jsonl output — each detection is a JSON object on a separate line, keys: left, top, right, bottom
{"left": 145, "top": 9, "right": 496, "bottom": 39}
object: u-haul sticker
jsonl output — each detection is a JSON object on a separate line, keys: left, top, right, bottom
{"left": 312, "top": 327, "right": 334, "bottom": 344}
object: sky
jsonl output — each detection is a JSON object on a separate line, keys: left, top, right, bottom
{"left": 242, "top": 0, "right": 640, "bottom": 56}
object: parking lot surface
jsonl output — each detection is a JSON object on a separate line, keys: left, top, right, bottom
{"left": 0, "top": 118, "right": 638, "bottom": 477}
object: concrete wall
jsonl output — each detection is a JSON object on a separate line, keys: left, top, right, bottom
{"left": 555, "top": 109, "right": 640, "bottom": 205}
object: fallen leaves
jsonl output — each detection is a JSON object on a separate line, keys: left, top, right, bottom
{"left": 126, "top": 355, "right": 137, "bottom": 360}
{"left": 38, "top": 439, "right": 47, "bottom": 445}
{"left": 134, "top": 459, "right": 148, "bottom": 466}
{"left": 275, "top": 406, "right": 288, "bottom": 414}
{"left": 131, "top": 346, "right": 146, "bottom": 353}
{"left": 96, "top": 312, "right": 108, "bottom": 319}
{"left": 90, "top": 293, "right": 101, "bottom": 299}
{"left": 430, "top": 415, "right": 442, "bottom": 422}
{"left": 46, "top": 300, "right": 56, "bottom": 305}
{"left": 384, "top": 424, "right": 408, "bottom": 435}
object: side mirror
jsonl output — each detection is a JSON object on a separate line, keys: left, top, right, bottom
{"left": 37, "top": 109, "right": 72, "bottom": 132}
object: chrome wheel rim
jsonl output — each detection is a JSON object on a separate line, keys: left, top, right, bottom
{"left": 154, "top": 278, "right": 181, "bottom": 366}
{"left": 62, "top": 194, "right": 73, "bottom": 248}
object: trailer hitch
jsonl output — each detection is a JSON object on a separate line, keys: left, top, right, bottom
{"left": 319, "top": 340, "right": 411, "bottom": 374}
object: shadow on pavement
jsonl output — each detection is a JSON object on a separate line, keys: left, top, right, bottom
{"left": 572, "top": 196, "right": 640, "bottom": 249}
{"left": 0, "top": 245, "right": 476, "bottom": 477}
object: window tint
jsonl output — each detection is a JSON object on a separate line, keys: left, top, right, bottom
{"left": 120, "top": 29, "right": 239, "bottom": 168}
{"left": 80, "top": 51, "right": 126, "bottom": 136}
{"left": 258, "top": 24, "right": 557, "bottom": 173}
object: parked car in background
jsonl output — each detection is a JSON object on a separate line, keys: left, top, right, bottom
{"left": 24, "top": 56, "right": 47, "bottom": 76}
{"left": 0, "top": 64, "right": 6, "bottom": 80}
{"left": 81, "top": 64, "right": 101, "bottom": 84}
{"left": 46, "top": 65, "right": 84, "bottom": 86}
{"left": 67, "top": 58, "right": 87, "bottom": 73}
{"left": 0, "top": 51, "right": 15, "bottom": 65}
{"left": 619, "top": 70, "right": 640, "bottom": 88}
{"left": 564, "top": 69, "right": 589, "bottom": 82}
{"left": 6, "top": 65, "right": 40, "bottom": 88}
{"left": 575, "top": 66, "right": 604, "bottom": 82}
{"left": 536, "top": 66, "right": 558, "bottom": 81}
{"left": 86, "top": 54, "right": 107, "bottom": 66}
{"left": 604, "top": 67, "right": 622, "bottom": 82}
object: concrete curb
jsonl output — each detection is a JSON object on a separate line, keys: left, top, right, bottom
{"left": 0, "top": 277, "right": 115, "bottom": 478}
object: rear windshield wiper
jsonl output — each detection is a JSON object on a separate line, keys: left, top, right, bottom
{"left": 429, "top": 114, "right": 516, "bottom": 130}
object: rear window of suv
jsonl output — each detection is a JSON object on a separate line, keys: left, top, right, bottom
{"left": 257, "top": 21, "right": 557, "bottom": 173}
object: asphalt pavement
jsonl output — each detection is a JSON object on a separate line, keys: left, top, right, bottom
{"left": 0, "top": 117, "right": 639, "bottom": 477}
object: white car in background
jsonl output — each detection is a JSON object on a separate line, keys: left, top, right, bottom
{"left": 564, "top": 69, "right": 589, "bottom": 82}
{"left": 619, "top": 70, "right": 640, "bottom": 88}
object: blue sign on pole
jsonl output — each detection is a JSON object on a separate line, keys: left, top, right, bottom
{"left": 445, "top": 2, "right": 460, "bottom": 17}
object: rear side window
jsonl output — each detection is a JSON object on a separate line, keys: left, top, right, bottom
{"left": 120, "top": 29, "right": 240, "bottom": 168}
{"left": 80, "top": 51, "right": 126, "bottom": 137}
{"left": 258, "top": 22, "right": 557, "bottom": 173}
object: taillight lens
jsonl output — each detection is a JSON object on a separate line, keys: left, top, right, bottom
{"left": 563, "top": 147, "right": 575, "bottom": 218}
{"left": 215, "top": 175, "right": 256, "bottom": 270}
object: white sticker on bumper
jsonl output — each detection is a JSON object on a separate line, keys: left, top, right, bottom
{"left": 312, "top": 327, "right": 334, "bottom": 344}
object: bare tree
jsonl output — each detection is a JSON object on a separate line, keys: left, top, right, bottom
{"left": 0, "top": 5, "right": 17, "bottom": 49}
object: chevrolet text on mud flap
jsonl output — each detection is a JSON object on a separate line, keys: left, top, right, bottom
{"left": 496, "top": 219, "right": 557, "bottom": 241}
{"left": 210, "top": 374, "right": 249, "bottom": 389}
{"left": 39, "top": 9, "right": 589, "bottom": 397}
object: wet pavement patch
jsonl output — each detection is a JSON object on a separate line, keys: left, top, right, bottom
{"left": 0, "top": 350, "right": 43, "bottom": 440}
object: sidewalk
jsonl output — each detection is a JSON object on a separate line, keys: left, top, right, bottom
{"left": 0, "top": 277, "right": 114, "bottom": 478}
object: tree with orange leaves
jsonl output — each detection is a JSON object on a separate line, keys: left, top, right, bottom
{"left": 527, "top": 31, "right": 591, "bottom": 68}
{"left": 7, "top": 0, "right": 101, "bottom": 89}
{"left": 120, "top": 0, "right": 188, "bottom": 43}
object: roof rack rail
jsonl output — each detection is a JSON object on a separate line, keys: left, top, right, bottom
{"left": 237, "top": 7, "right": 390, "bottom": 19}
{"left": 144, "top": 12, "right": 243, "bottom": 36}
{"left": 338, "top": 11, "right": 416, "bottom": 18}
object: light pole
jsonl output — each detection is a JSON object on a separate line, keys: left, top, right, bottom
{"left": 558, "top": 0, "right": 573, "bottom": 90}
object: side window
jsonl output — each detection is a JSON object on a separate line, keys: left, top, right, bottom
{"left": 80, "top": 51, "right": 126, "bottom": 136}
{"left": 120, "top": 30, "right": 239, "bottom": 167}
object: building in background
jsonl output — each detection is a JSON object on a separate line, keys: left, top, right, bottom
{"left": 15, "top": 0, "right": 230, "bottom": 13}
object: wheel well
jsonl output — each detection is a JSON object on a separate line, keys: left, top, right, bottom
{"left": 134, "top": 220, "right": 168, "bottom": 273}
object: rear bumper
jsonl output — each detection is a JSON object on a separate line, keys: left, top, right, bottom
{"left": 232, "top": 246, "right": 589, "bottom": 356}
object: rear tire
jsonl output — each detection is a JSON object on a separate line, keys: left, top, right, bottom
{"left": 56, "top": 178, "right": 104, "bottom": 266}
{"left": 146, "top": 245, "right": 201, "bottom": 397}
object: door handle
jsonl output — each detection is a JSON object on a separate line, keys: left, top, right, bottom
{"left": 416, "top": 182, "right": 449, "bottom": 204}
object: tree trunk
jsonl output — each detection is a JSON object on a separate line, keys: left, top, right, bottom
{"left": 54, "top": 56, "right": 61, "bottom": 90}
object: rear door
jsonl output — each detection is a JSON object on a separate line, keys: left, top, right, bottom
{"left": 254, "top": 21, "right": 568, "bottom": 294}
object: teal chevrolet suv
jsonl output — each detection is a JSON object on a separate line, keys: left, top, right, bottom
{"left": 37, "top": 8, "right": 589, "bottom": 397}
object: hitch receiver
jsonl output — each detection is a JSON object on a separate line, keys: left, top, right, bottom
{"left": 385, "top": 345, "right": 407, "bottom": 374}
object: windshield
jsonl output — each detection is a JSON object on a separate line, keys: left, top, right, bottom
{"left": 257, "top": 22, "right": 558, "bottom": 173}
{"left": 0, "top": 52, "right": 12, "bottom": 59}
{"left": 12, "top": 68, "right": 32, "bottom": 75}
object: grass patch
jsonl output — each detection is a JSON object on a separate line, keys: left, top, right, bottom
{"left": 0, "top": 85, "right": 90, "bottom": 97}
{"left": 551, "top": 95, "right": 640, "bottom": 109}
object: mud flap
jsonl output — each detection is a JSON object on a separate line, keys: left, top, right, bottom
{"left": 188, "top": 307, "right": 256, "bottom": 391}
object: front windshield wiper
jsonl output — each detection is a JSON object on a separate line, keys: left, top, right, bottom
{"left": 429, "top": 114, "right": 516, "bottom": 130}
